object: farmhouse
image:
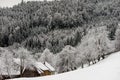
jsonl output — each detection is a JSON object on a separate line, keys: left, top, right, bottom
{"left": 21, "top": 62, "right": 55, "bottom": 77}
{"left": 13, "top": 58, "right": 55, "bottom": 77}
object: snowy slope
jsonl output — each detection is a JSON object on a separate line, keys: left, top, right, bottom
{"left": 10, "top": 52, "right": 120, "bottom": 80}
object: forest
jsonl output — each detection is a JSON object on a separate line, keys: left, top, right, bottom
{"left": 0, "top": 0, "right": 120, "bottom": 76}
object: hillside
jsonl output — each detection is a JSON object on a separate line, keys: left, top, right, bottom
{"left": 0, "top": 0, "right": 120, "bottom": 53}
{"left": 10, "top": 51, "right": 120, "bottom": 80}
{"left": 1, "top": 0, "right": 120, "bottom": 79}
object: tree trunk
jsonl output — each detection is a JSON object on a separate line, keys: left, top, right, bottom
{"left": 20, "top": 58, "right": 23, "bottom": 77}
{"left": 5, "top": 55, "right": 11, "bottom": 79}
{"left": 88, "top": 60, "right": 91, "bottom": 66}
{"left": 81, "top": 63, "right": 84, "bottom": 68}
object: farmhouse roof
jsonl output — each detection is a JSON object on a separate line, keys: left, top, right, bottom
{"left": 34, "top": 62, "right": 49, "bottom": 71}
{"left": 44, "top": 62, "right": 55, "bottom": 71}
{"left": 13, "top": 58, "right": 55, "bottom": 73}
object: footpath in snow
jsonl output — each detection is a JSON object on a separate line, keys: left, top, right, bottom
{"left": 10, "top": 52, "right": 120, "bottom": 80}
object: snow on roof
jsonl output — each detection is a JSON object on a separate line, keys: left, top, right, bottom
{"left": 35, "top": 62, "right": 49, "bottom": 71}
{"left": 36, "top": 68, "right": 44, "bottom": 74}
{"left": 13, "top": 58, "right": 55, "bottom": 72}
{"left": 44, "top": 62, "right": 55, "bottom": 71}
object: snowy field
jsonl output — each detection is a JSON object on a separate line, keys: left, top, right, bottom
{"left": 10, "top": 52, "right": 120, "bottom": 80}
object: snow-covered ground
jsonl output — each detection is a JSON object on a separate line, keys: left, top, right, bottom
{"left": 10, "top": 52, "right": 120, "bottom": 80}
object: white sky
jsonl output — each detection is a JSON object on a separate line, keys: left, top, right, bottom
{"left": 0, "top": 0, "right": 52, "bottom": 8}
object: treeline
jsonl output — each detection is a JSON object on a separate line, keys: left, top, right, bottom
{"left": 23, "top": 28, "right": 84, "bottom": 53}
{"left": 1, "top": 24, "right": 120, "bottom": 74}
{"left": 39, "top": 25, "right": 120, "bottom": 73}
{"left": 0, "top": 0, "right": 120, "bottom": 53}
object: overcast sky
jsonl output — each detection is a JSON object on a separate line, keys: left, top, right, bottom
{"left": 0, "top": 0, "right": 52, "bottom": 8}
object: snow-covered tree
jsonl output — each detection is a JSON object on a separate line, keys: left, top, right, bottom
{"left": 34, "top": 52, "right": 42, "bottom": 60}
{"left": 76, "top": 26, "right": 110, "bottom": 66}
{"left": 55, "top": 45, "right": 77, "bottom": 73}
{"left": 96, "top": 26, "right": 111, "bottom": 59}
{"left": 1, "top": 49, "right": 14, "bottom": 78}
{"left": 75, "top": 52, "right": 86, "bottom": 68}
{"left": 39, "top": 48, "right": 54, "bottom": 65}
{"left": 17, "top": 47, "right": 35, "bottom": 75}
{"left": 115, "top": 24, "right": 120, "bottom": 51}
